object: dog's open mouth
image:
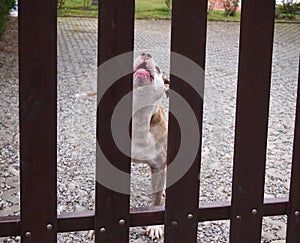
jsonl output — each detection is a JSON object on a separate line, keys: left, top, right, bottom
{"left": 134, "top": 67, "right": 154, "bottom": 83}
{"left": 133, "top": 63, "right": 155, "bottom": 85}
{"left": 133, "top": 63, "right": 154, "bottom": 82}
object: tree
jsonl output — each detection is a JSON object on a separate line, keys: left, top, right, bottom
{"left": 0, "top": 0, "right": 15, "bottom": 39}
{"left": 83, "top": 0, "right": 92, "bottom": 9}
{"left": 165, "top": 0, "right": 171, "bottom": 9}
{"left": 223, "top": 0, "right": 239, "bottom": 16}
{"left": 281, "top": 0, "right": 297, "bottom": 19}
{"left": 91, "top": 0, "right": 98, "bottom": 6}
{"left": 57, "top": 0, "right": 66, "bottom": 9}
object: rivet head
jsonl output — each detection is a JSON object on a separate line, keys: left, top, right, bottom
{"left": 100, "top": 227, "right": 106, "bottom": 233}
{"left": 119, "top": 219, "right": 125, "bottom": 225}
{"left": 25, "top": 232, "right": 31, "bottom": 237}
{"left": 236, "top": 215, "right": 242, "bottom": 220}
{"left": 295, "top": 211, "right": 300, "bottom": 217}
{"left": 187, "top": 213, "right": 193, "bottom": 220}
{"left": 46, "top": 224, "right": 53, "bottom": 231}
{"left": 171, "top": 221, "right": 178, "bottom": 227}
{"left": 252, "top": 209, "right": 258, "bottom": 215}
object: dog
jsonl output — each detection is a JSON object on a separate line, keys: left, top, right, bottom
{"left": 84, "top": 53, "right": 169, "bottom": 240}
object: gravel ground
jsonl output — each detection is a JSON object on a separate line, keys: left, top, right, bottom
{"left": 0, "top": 17, "right": 300, "bottom": 242}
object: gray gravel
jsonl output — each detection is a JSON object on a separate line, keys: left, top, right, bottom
{"left": 1, "top": 18, "right": 300, "bottom": 242}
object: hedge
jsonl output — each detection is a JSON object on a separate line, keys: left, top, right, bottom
{"left": 0, "top": 0, "right": 15, "bottom": 40}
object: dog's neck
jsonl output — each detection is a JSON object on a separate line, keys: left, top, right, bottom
{"left": 131, "top": 104, "right": 158, "bottom": 161}
{"left": 132, "top": 85, "right": 164, "bottom": 135}
{"left": 132, "top": 105, "right": 157, "bottom": 137}
{"left": 131, "top": 86, "right": 164, "bottom": 160}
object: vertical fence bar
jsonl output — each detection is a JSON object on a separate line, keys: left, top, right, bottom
{"left": 19, "top": 0, "right": 57, "bottom": 242}
{"left": 229, "top": 0, "right": 275, "bottom": 242}
{"left": 164, "top": 0, "right": 207, "bottom": 242}
{"left": 95, "top": 0, "right": 134, "bottom": 242}
{"left": 286, "top": 56, "right": 300, "bottom": 242}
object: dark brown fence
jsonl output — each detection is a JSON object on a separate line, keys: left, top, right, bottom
{"left": 0, "top": 0, "right": 300, "bottom": 242}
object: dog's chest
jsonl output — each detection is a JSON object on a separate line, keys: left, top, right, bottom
{"left": 131, "top": 105, "right": 162, "bottom": 161}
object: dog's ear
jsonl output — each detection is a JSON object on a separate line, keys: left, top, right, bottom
{"left": 163, "top": 75, "right": 170, "bottom": 88}
{"left": 163, "top": 75, "right": 170, "bottom": 98}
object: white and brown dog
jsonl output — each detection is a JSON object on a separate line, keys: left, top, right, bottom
{"left": 85, "top": 53, "right": 169, "bottom": 240}
{"left": 131, "top": 53, "right": 169, "bottom": 239}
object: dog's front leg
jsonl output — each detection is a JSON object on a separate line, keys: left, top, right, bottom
{"left": 145, "top": 163, "right": 166, "bottom": 240}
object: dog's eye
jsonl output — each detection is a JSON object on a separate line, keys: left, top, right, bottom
{"left": 155, "top": 65, "right": 161, "bottom": 74}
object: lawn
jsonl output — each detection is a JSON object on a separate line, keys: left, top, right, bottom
{"left": 58, "top": 0, "right": 172, "bottom": 19}
{"left": 60, "top": 0, "right": 98, "bottom": 9}
{"left": 58, "top": 0, "right": 242, "bottom": 21}
{"left": 135, "top": 0, "right": 171, "bottom": 19}
{"left": 59, "top": 0, "right": 300, "bottom": 23}
{"left": 57, "top": 0, "right": 98, "bottom": 17}
{"left": 208, "top": 10, "right": 240, "bottom": 21}
{"left": 58, "top": 8, "right": 98, "bottom": 17}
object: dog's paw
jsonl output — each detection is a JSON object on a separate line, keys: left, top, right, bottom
{"left": 87, "top": 230, "right": 95, "bottom": 240}
{"left": 146, "top": 225, "right": 164, "bottom": 240}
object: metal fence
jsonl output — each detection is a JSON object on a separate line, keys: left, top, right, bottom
{"left": 0, "top": 0, "right": 300, "bottom": 242}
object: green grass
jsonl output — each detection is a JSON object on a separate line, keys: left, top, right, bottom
{"left": 58, "top": 0, "right": 172, "bottom": 18}
{"left": 57, "top": 0, "right": 241, "bottom": 21}
{"left": 135, "top": 0, "right": 171, "bottom": 19}
{"left": 275, "top": 13, "right": 300, "bottom": 22}
{"left": 208, "top": 10, "right": 240, "bottom": 22}
{"left": 58, "top": 0, "right": 300, "bottom": 22}
{"left": 61, "top": 0, "right": 98, "bottom": 9}
{"left": 58, "top": 8, "right": 98, "bottom": 17}
{"left": 58, "top": 0, "right": 241, "bottom": 21}
{"left": 58, "top": 0, "right": 98, "bottom": 17}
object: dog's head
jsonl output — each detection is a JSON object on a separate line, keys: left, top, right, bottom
{"left": 133, "top": 53, "right": 169, "bottom": 94}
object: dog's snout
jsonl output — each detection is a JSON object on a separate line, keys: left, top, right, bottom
{"left": 138, "top": 62, "right": 147, "bottom": 69}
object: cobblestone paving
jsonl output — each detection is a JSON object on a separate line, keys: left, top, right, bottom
{"left": 0, "top": 18, "right": 300, "bottom": 242}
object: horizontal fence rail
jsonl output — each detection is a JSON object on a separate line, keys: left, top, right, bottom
{"left": 0, "top": 198, "right": 290, "bottom": 237}
{"left": 0, "top": 0, "right": 300, "bottom": 242}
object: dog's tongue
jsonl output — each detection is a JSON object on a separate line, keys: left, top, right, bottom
{"left": 134, "top": 68, "right": 151, "bottom": 80}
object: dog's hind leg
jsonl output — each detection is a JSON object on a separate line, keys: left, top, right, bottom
{"left": 150, "top": 165, "right": 166, "bottom": 206}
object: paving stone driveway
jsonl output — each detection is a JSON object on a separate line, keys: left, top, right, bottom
{"left": 56, "top": 18, "right": 300, "bottom": 242}
{"left": 0, "top": 18, "right": 300, "bottom": 242}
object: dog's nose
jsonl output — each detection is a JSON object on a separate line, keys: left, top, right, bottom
{"left": 140, "top": 53, "right": 152, "bottom": 59}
